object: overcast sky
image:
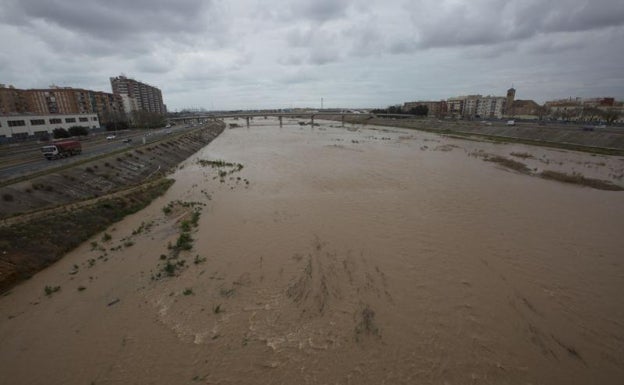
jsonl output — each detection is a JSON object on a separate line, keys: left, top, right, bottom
{"left": 1, "top": 0, "right": 623, "bottom": 111}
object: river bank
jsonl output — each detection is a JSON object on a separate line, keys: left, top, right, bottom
{"left": 0, "top": 123, "right": 225, "bottom": 292}
{"left": 326, "top": 114, "right": 624, "bottom": 155}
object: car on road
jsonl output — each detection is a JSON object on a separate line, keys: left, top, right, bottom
{"left": 122, "top": 138, "right": 132, "bottom": 143}
{"left": 106, "top": 135, "right": 116, "bottom": 140}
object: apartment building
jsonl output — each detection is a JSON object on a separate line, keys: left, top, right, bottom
{"left": 446, "top": 94, "right": 506, "bottom": 119}
{"left": 447, "top": 95, "right": 482, "bottom": 118}
{"left": 0, "top": 84, "right": 124, "bottom": 126}
{"left": 110, "top": 75, "right": 166, "bottom": 116}
{"left": 476, "top": 96, "right": 506, "bottom": 119}
{"left": 446, "top": 97, "right": 465, "bottom": 117}
{"left": 0, "top": 85, "right": 31, "bottom": 115}
{"left": 27, "top": 87, "right": 80, "bottom": 115}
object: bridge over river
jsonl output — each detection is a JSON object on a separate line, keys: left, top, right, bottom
{"left": 169, "top": 111, "right": 378, "bottom": 127}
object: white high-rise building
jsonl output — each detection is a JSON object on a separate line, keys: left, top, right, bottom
{"left": 110, "top": 75, "right": 166, "bottom": 116}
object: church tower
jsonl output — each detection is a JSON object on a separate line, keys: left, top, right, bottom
{"left": 505, "top": 87, "right": 516, "bottom": 116}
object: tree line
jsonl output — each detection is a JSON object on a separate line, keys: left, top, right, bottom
{"left": 371, "top": 105, "right": 429, "bottom": 116}
{"left": 52, "top": 126, "right": 89, "bottom": 139}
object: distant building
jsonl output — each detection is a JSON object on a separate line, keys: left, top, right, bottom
{"left": 509, "top": 100, "right": 541, "bottom": 118}
{"left": 463, "top": 95, "right": 481, "bottom": 117}
{"left": 581, "top": 97, "right": 615, "bottom": 108}
{"left": 505, "top": 87, "right": 516, "bottom": 115}
{"left": 402, "top": 100, "right": 448, "bottom": 117}
{"left": 110, "top": 75, "right": 166, "bottom": 116}
{"left": 446, "top": 97, "right": 466, "bottom": 118}
{"left": 0, "top": 113, "right": 100, "bottom": 140}
{"left": 545, "top": 97, "right": 622, "bottom": 122}
{"left": 476, "top": 96, "right": 506, "bottom": 119}
{"left": 544, "top": 98, "right": 583, "bottom": 120}
{"left": 446, "top": 94, "right": 506, "bottom": 119}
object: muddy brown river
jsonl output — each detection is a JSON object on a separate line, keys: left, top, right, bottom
{"left": 1, "top": 119, "right": 623, "bottom": 384}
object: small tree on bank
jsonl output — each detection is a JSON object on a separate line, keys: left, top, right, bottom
{"left": 68, "top": 126, "right": 89, "bottom": 136}
{"left": 408, "top": 105, "right": 429, "bottom": 116}
{"left": 52, "top": 128, "right": 70, "bottom": 139}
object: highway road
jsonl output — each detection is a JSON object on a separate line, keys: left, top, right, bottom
{"left": 0, "top": 125, "right": 197, "bottom": 183}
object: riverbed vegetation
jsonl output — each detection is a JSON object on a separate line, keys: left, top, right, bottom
{"left": 0, "top": 178, "right": 175, "bottom": 293}
{"left": 539, "top": 170, "right": 624, "bottom": 191}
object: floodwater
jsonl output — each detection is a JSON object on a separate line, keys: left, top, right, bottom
{"left": 1, "top": 118, "right": 624, "bottom": 385}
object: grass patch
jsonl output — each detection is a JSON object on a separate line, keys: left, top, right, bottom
{"left": 190, "top": 211, "right": 201, "bottom": 226}
{"left": 193, "top": 255, "right": 207, "bottom": 265}
{"left": 219, "top": 287, "right": 235, "bottom": 298}
{"left": 174, "top": 233, "right": 193, "bottom": 251}
{"left": 157, "top": 259, "right": 187, "bottom": 278}
{"left": 510, "top": 152, "right": 535, "bottom": 159}
{"left": 163, "top": 261, "right": 177, "bottom": 276}
{"left": 354, "top": 305, "right": 380, "bottom": 341}
{"left": 540, "top": 170, "right": 624, "bottom": 191}
{"left": 183, "top": 288, "right": 193, "bottom": 296}
{"left": 197, "top": 159, "right": 239, "bottom": 168}
{"left": 132, "top": 221, "right": 154, "bottom": 235}
{"left": 482, "top": 155, "right": 531, "bottom": 173}
{"left": 44, "top": 285, "right": 61, "bottom": 296}
{"left": 180, "top": 220, "right": 192, "bottom": 232}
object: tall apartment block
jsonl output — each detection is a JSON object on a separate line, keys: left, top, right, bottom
{"left": 109, "top": 75, "right": 166, "bottom": 116}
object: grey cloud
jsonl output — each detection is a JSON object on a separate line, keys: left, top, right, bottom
{"left": 521, "top": 33, "right": 586, "bottom": 55}
{"left": 277, "top": 69, "right": 319, "bottom": 85}
{"left": 407, "top": 0, "right": 624, "bottom": 49}
{"left": 292, "top": 0, "right": 352, "bottom": 22}
{"left": 279, "top": 55, "right": 304, "bottom": 66}
{"left": 309, "top": 49, "right": 340, "bottom": 65}
{"left": 342, "top": 22, "right": 385, "bottom": 56}
{"left": 257, "top": 0, "right": 356, "bottom": 23}
{"left": 134, "top": 56, "right": 174, "bottom": 74}
{"left": 1, "top": 0, "right": 221, "bottom": 42}
{"left": 388, "top": 39, "right": 418, "bottom": 55}
{"left": 283, "top": 26, "right": 342, "bottom": 65}
{"left": 286, "top": 27, "right": 314, "bottom": 48}
{"left": 1, "top": 0, "right": 623, "bottom": 110}
{"left": 535, "top": 1, "right": 624, "bottom": 34}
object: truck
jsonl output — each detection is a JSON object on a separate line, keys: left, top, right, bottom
{"left": 41, "top": 140, "right": 82, "bottom": 160}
